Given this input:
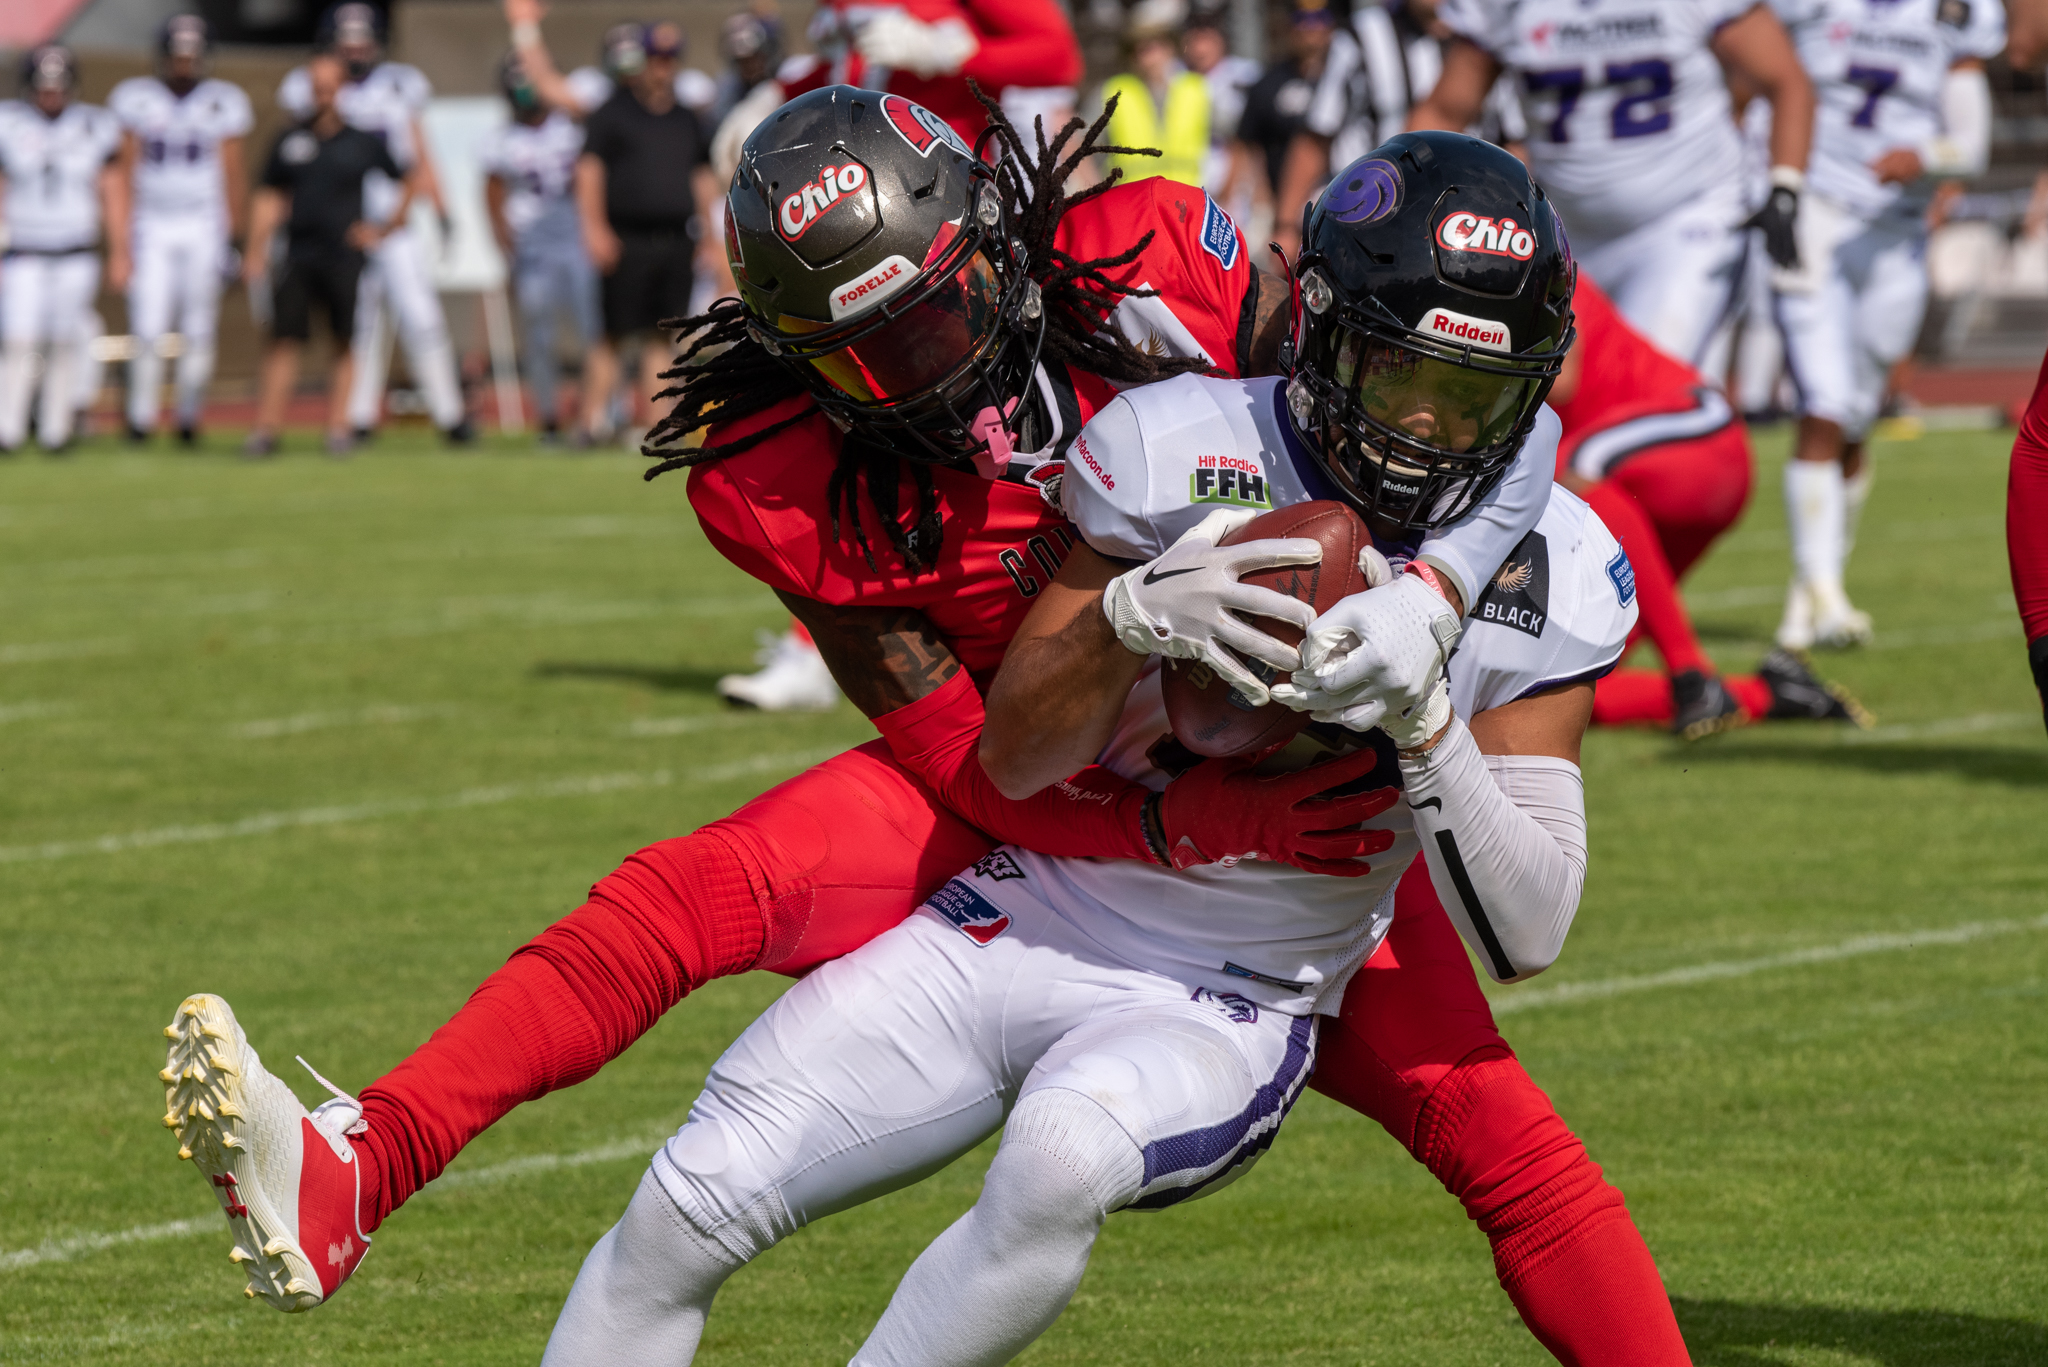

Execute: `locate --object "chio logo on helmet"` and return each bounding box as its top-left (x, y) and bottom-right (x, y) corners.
top-left (777, 161), bottom-right (869, 241)
top-left (1435, 212), bottom-right (1536, 261)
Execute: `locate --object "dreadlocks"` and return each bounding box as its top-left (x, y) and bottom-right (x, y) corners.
top-left (641, 85), bottom-right (1212, 572)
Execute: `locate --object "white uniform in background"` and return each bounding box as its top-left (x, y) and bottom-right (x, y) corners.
top-left (1769, 0), bottom-right (2003, 648)
top-left (1438, 0), bottom-right (1758, 366)
top-left (1306, 4), bottom-right (1441, 171)
top-left (0, 99), bottom-right (121, 450)
top-left (278, 60), bottom-right (467, 434)
top-left (1200, 53), bottom-right (1261, 194)
top-left (563, 65), bottom-right (719, 116)
top-left (108, 75), bottom-right (252, 436)
top-left (542, 372), bottom-right (1628, 1365)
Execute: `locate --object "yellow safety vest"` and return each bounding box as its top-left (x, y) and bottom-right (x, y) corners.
top-left (1101, 72), bottom-right (1210, 189)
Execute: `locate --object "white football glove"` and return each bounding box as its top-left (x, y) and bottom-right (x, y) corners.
top-left (1102, 507), bottom-right (1321, 705)
top-left (1269, 571), bottom-right (1462, 746)
top-left (855, 11), bottom-right (978, 77)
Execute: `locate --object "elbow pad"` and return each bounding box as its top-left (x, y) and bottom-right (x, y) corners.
top-left (1924, 66), bottom-right (1992, 177)
top-left (1398, 717), bottom-right (1587, 983)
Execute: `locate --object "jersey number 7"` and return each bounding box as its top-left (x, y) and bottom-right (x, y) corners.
top-left (1845, 65), bottom-right (1900, 128)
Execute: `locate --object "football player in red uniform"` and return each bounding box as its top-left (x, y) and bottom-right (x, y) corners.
top-left (2012, 349), bottom-right (2048, 732)
top-left (164, 98), bottom-right (1688, 1364)
top-left (1553, 277), bottom-right (1865, 739)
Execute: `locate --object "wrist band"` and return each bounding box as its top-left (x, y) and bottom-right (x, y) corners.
top-left (1404, 559), bottom-right (1449, 601)
top-left (512, 19), bottom-right (541, 46)
top-left (1769, 164), bottom-right (1805, 193)
top-left (1139, 791), bottom-right (1171, 865)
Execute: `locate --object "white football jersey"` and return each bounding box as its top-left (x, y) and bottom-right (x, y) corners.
top-left (1017, 374), bottom-right (1635, 1017)
top-left (1777, 0), bottom-right (2005, 217)
top-left (478, 110), bottom-right (584, 246)
top-left (108, 77), bottom-right (253, 220)
top-left (0, 101), bottom-right (122, 251)
top-left (1437, 0), bottom-right (1754, 242)
top-left (278, 60), bottom-right (431, 221)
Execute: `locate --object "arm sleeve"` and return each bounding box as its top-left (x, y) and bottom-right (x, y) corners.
top-left (1923, 64), bottom-right (1993, 176)
top-left (1399, 718), bottom-right (1586, 984)
top-left (959, 0), bottom-right (1085, 89)
top-left (1414, 404), bottom-right (1561, 614)
top-left (870, 670), bottom-right (1157, 860)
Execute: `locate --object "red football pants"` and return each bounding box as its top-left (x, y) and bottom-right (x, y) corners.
top-left (353, 741), bottom-right (1689, 1364)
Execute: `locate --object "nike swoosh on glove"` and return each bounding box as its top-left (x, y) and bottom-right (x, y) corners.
top-left (854, 11), bottom-right (978, 77)
top-left (1270, 572), bottom-right (1462, 744)
top-left (1102, 506), bottom-right (1322, 705)
top-left (1153, 742), bottom-right (1401, 876)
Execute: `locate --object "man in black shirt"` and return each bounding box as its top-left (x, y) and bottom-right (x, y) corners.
top-left (243, 52), bottom-right (414, 456)
top-left (575, 22), bottom-right (713, 435)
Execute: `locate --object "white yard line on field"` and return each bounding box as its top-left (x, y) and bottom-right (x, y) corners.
top-left (1, 1131), bottom-right (674, 1272)
top-left (0, 638), bottom-right (134, 666)
top-left (229, 704), bottom-right (458, 739)
top-left (1841, 711), bottom-right (2042, 743)
top-left (1492, 914), bottom-right (2048, 1015)
top-left (0, 700), bottom-right (73, 724)
top-left (0, 747), bottom-right (849, 864)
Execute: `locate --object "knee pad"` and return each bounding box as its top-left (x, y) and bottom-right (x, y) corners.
top-left (1001, 1088), bottom-right (1144, 1217)
top-left (1411, 1050), bottom-right (1631, 1290)
top-left (655, 1113), bottom-right (797, 1266)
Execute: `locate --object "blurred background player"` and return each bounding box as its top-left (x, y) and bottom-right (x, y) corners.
top-left (1413, 0), bottom-right (1816, 370)
top-left (1551, 276), bottom-right (1867, 737)
top-left (2012, 347), bottom-right (2048, 732)
top-left (0, 46), bottom-right (124, 454)
top-left (279, 3), bottom-right (471, 449)
top-left (481, 51), bottom-right (606, 446)
top-left (244, 52), bottom-right (412, 456)
top-left (1232, 0), bottom-right (1335, 246)
top-left (560, 20), bottom-right (719, 120)
top-left (1769, 0), bottom-right (2005, 650)
top-left (1101, 0), bottom-right (1211, 187)
top-left (1181, 2), bottom-right (1260, 203)
top-left (110, 14), bottom-right (250, 447)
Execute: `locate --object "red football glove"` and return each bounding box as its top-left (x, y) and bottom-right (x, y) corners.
top-left (1149, 746), bottom-right (1401, 877)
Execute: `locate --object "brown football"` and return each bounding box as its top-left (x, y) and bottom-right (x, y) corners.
top-left (1160, 500), bottom-right (1376, 758)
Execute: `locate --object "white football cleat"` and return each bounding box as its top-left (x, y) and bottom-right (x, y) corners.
top-left (1775, 579), bottom-right (1815, 652)
top-left (1808, 579), bottom-right (1873, 649)
top-left (162, 994), bottom-right (371, 1311)
top-left (717, 629), bottom-right (842, 712)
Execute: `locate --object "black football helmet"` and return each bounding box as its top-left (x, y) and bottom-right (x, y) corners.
top-left (725, 85), bottom-right (1044, 468)
top-left (158, 14), bottom-right (210, 76)
top-left (498, 50), bottom-right (542, 117)
top-left (317, 2), bottom-right (384, 76)
top-left (1285, 131), bottom-right (1575, 531)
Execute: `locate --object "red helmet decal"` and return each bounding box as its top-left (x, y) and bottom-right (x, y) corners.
top-left (882, 93), bottom-right (971, 158)
top-left (776, 161), bottom-right (870, 241)
top-left (1436, 212), bottom-right (1536, 261)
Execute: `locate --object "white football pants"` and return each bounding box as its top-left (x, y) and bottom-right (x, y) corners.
top-left (126, 214), bottom-right (227, 433)
top-left (346, 227), bottom-right (464, 431)
top-left (1577, 184), bottom-right (1749, 370)
top-left (0, 250), bottom-right (100, 449)
top-left (1775, 195), bottom-right (1927, 444)
top-left (542, 888), bottom-right (1317, 1366)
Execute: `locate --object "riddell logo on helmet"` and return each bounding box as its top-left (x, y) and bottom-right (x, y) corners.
top-left (1436, 212), bottom-right (1537, 261)
top-left (1417, 307), bottom-right (1512, 353)
top-left (777, 162), bottom-right (869, 241)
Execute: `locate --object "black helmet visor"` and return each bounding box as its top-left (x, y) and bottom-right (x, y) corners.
top-left (783, 243), bottom-right (1002, 404)
top-left (1333, 331), bottom-right (1539, 456)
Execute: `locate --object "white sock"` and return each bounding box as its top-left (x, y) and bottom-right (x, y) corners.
top-left (1842, 461), bottom-right (1874, 560)
top-left (541, 1169), bottom-right (741, 1367)
top-left (39, 341), bottom-right (79, 446)
top-left (409, 331), bottom-right (467, 429)
top-left (0, 342), bottom-right (34, 447)
top-left (853, 1089), bottom-right (1142, 1367)
top-left (176, 335), bottom-right (216, 427)
top-left (1784, 458), bottom-right (1846, 601)
top-left (129, 339), bottom-right (164, 432)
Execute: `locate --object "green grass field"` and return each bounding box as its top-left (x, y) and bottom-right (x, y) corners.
top-left (2, 424), bottom-right (2043, 1365)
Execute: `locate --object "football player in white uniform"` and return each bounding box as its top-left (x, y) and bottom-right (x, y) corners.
top-left (481, 51), bottom-right (607, 444)
top-left (278, 3), bottom-right (472, 445)
top-left (109, 15), bottom-right (251, 445)
top-left (0, 46), bottom-right (125, 453)
top-left (1413, 0), bottom-right (1816, 369)
top-left (537, 135), bottom-right (1650, 1365)
top-left (1769, 0), bottom-right (2004, 649)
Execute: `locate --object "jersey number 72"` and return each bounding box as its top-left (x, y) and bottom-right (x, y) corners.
top-left (1524, 60), bottom-right (1675, 143)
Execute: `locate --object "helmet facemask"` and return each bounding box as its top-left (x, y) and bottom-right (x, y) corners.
top-left (1288, 265), bottom-right (1571, 531)
top-left (749, 176), bottom-right (1047, 473)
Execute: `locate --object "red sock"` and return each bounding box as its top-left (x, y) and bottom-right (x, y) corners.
top-left (1593, 670), bottom-right (1770, 727)
top-left (350, 832), bottom-right (765, 1229)
top-left (1726, 673), bottom-right (1771, 719)
top-left (1416, 1052), bottom-right (1693, 1366)
top-left (1583, 482), bottom-right (1712, 677)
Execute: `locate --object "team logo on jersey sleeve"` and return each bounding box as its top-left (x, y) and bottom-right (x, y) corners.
top-left (1606, 546), bottom-right (1636, 606)
top-left (1324, 157), bottom-right (1402, 224)
top-left (1199, 195), bottom-right (1241, 270)
top-left (1190, 454), bottom-right (1271, 508)
top-left (1435, 212), bottom-right (1536, 261)
top-left (927, 878), bottom-right (1012, 945)
top-left (882, 94), bottom-right (972, 158)
top-left (1476, 530), bottom-right (1550, 638)
top-left (971, 850), bottom-right (1026, 882)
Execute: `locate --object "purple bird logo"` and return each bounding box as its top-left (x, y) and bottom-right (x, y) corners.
top-left (1325, 158), bottom-right (1402, 224)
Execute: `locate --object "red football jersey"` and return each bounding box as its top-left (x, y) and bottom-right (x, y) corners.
top-left (1550, 276), bottom-right (1705, 442)
top-left (776, 0), bottom-right (1082, 145)
top-left (688, 178), bottom-right (1259, 686)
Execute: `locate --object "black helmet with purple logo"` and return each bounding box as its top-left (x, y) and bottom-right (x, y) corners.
top-left (1286, 131), bottom-right (1574, 531)
top-left (725, 85), bottom-right (1044, 466)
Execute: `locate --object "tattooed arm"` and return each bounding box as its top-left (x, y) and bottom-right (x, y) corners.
top-left (774, 591), bottom-right (962, 717)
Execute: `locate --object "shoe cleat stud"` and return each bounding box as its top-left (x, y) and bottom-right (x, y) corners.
top-left (158, 1067), bottom-right (178, 1082)
top-left (262, 1238), bottom-right (290, 1256)
top-left (194, 1099), bottom-right (214, 1120)
top-left (229, 1247), bottom-right (250, 1263)
top-left (219, 1134), bottom-right (243, 1149)
top-left (285, 1277), bottom-right (314, 1296)
top-left (244, 1286), bottom-right (256, 1299)
top-left (217, 1102), bottom-right (242, 1118)
top-left (178, 1146), bottom-right (193, 1160)
top-left (163, 1025), bottom-right (180, 1038)
top-left (162, 1112), bottom-right (180, 1128)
